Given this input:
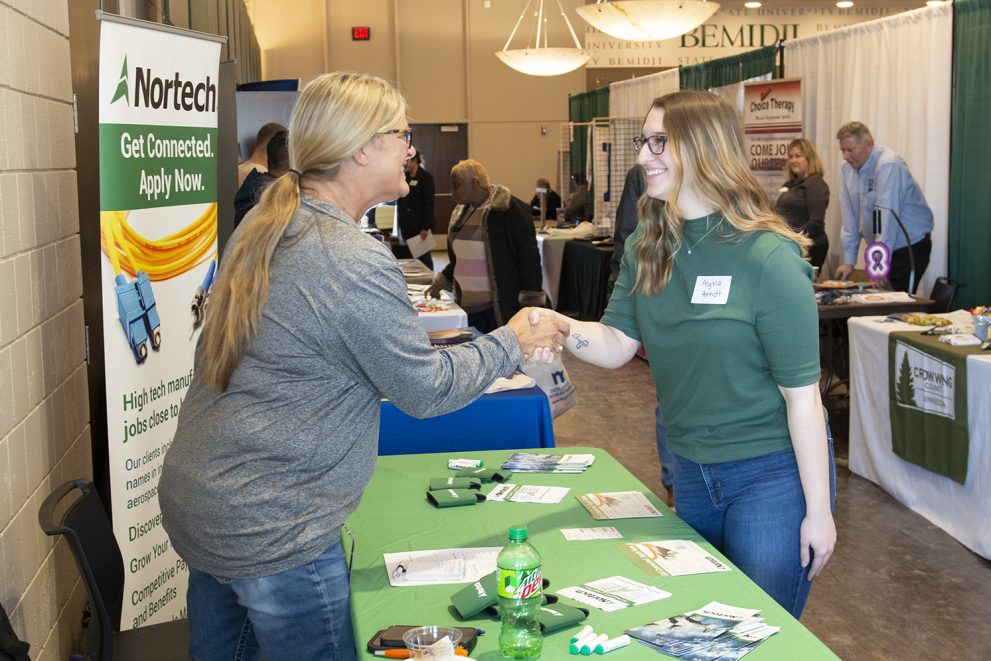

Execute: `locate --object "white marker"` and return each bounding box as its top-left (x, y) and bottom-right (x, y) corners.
top-left (596, 634), bottom-right (631, 654)
top-left (570, 625), bottom-right (594, 643)
top-left (448, 458), bottom-right (484, 469)
top-left (569, 630), bottom-right (597, 655)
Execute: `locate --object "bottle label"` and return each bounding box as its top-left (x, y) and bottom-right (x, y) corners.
top-left (497, 567), bottom-right (542, 600)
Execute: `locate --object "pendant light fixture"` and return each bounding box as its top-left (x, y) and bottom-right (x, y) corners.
top-left (496, 0), bottom-right (591, 77)
top-left (576, 0), bottom-right (721, 42)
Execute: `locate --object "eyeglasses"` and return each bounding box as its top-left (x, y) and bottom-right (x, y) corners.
top-left (378, 128), bottom-right (413, 146)
top-left (633, 134), bottom-right (668, 156)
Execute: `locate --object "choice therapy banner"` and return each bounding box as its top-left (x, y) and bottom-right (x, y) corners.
top-left (742, 79), bottom-right (803, 204)
top-left (99, 16), bottom-right (221, 628)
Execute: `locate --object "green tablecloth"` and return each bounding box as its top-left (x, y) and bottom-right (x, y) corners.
top-left (888, 331), bottom-right (979, 484)
top-left (345, 448), bottom-right (837, 659)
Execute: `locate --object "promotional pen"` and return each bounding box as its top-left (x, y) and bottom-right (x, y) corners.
top-left (373, 650), bottom-right (410, 659)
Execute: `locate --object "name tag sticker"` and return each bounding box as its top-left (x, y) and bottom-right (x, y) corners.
top-left (691, 276), bottom-right (732, 304)
top-left (410, 180), bottom-right (419, 187)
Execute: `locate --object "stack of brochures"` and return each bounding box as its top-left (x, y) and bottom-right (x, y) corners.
top-left (501, 453), bottom-right (595, 473)
top-left (626, 601), bottom-right (779, 660)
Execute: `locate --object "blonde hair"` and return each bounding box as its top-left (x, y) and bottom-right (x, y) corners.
top-left (783, 138), bottom-right (825, 182)
top-left (451, 159), bottom-right (490, 189)
top-left (633, 90), bottom-right (810, 296)
top-left (199, 72), bottom-right (408, 390)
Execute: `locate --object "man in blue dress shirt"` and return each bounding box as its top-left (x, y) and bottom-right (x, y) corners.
top-left (834, 121), bottom-right (934, 293)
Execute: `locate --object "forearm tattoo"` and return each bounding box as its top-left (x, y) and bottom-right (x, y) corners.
top-left (572, 333), bottom-right (589, 350)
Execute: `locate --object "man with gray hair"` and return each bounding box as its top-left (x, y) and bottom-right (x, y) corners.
top-left (429, 159), bottom-right (544, 332)
top-left (835, 121), bottom-right (933, 293)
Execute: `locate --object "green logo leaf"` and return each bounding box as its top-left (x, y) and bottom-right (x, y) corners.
top-left (111, 56), bottom-right (129, 105)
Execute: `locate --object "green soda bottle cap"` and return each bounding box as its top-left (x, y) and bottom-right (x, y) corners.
top-left (509, 526), bottom-right (528, 541)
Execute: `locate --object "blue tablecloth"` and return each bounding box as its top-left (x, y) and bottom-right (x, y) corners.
top-left (378, 386), bottom-right (555, 455)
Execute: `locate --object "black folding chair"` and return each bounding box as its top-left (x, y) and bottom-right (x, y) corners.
top-left (38, 480), bottom-right (190, 661)
top-left (928, 277), bottom-right (965, 313)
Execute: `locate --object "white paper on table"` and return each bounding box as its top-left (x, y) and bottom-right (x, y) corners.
top-left (556, 575), bottom-right (671, 612)
top-left (560, 527), bottom-right (623, 541)
top-left (406, 231), bottom-right (436, 258)
top-left (621, 539), bottom-right (732, 577)
top-left (384, 547), bottom-right (501, 587)
top-left (576, 491), bottom-right (663, 520)
top-left (486, 484), bottom-right (570, 504)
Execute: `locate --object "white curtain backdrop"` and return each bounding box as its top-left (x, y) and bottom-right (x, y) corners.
top-left (784, 4), bottom-right (952, 295)
top-left (608, 68), bottom-right (680, 119)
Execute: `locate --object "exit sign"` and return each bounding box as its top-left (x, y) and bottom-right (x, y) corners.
top-left (352, 26), bottom-right (371, 41)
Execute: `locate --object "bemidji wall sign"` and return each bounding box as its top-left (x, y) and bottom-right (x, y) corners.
top-left (584, 6), bottom-right (904, 68)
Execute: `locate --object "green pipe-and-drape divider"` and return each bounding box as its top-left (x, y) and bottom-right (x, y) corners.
top-left (948, 0), bottom-right (991, 308)
top-left (568, 87), bottom-right (609, 181)
top-left (679, 45), bottom-right (778, 90)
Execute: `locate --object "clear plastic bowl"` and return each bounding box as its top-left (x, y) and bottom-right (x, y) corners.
top-left (402, 626), bottom-right (463, 659)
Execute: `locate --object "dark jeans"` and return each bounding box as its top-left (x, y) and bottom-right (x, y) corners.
top-left (889, 234), bottom-right (931, 294)
top-left (467, 306), bottom-right (499, 334)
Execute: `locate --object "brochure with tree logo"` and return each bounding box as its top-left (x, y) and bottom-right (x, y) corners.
top-left (619, 540), bottom-right (732, 577)
top-left (576, 491), bottom-right (664, 519)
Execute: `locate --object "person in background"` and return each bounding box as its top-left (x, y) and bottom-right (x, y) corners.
top-left (530, 177), bottom-right (562, 221)
top-left (159, 72), bottom-right (569, 661)
top-left (393, 148), bottom-right (436, 268)
top-left (610, 163), bottom-right (674, 507)
top-left (234, 129), bottom-right (289, 227)
top-left (237, 121), bottom-right (286, 186)
top-left (834, 121), bottom-right (933, 292)
top-left (563, 175), bottom-right (590, 223)
top-left (775, 138), bottom-right (830, 269)
top-left (428, 159), bottom-right (545, 333)
top-left (536, 90), bottom-right (836, 619)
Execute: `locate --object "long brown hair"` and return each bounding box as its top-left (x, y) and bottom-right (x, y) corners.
top-left (633, 90), bottom-right (810, 296)
top-left (198, 72), bottom-right (407, 390)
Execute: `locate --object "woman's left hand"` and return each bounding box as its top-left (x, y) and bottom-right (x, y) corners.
top-left (800, 511), bottom-right (836, 581)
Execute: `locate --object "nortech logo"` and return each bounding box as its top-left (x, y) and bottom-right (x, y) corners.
top-left (111, 56), bottom-right (129, 106)
top-left (110, 55), bottom-right (217, 113)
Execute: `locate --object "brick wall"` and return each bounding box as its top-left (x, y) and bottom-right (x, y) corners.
top-left (0, 1), bottom-right (93, 659)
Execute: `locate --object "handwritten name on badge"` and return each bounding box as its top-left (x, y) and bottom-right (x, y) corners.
top-left (691, 276), bottom-right (731, 304)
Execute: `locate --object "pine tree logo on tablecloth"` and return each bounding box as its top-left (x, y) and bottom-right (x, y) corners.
top-left (896, 351), bottom-right (917, 407)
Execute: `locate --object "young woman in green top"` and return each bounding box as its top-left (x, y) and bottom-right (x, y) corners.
top-left (541, 90), bottom-right (836, 618)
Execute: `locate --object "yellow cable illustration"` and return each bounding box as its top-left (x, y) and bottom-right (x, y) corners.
top-left (101, 203), bottom-right (218, 363)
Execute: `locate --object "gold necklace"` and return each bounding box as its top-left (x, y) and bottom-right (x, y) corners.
top-left (685, 215), bottom-right (723, 255)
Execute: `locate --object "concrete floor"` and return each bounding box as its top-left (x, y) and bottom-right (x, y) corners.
top-left (552, 353), bottom-right (991, 661)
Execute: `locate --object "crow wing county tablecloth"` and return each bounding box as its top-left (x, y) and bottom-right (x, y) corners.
top-left (888, 331), bottom-right (978, 484)
top-left (848, 314), bottom-right (991, 559)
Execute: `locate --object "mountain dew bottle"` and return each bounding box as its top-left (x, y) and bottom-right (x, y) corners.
top-left (497, 526), bottom-right (543, 659)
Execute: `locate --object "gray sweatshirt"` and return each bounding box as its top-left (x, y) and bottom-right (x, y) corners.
top-left (159, 197), bottom-right (521, 579)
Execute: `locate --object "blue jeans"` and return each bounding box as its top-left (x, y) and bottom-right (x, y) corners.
top-left (672, 435), bottom-right (836, 619)
top-left (186, 540), bottom-right (357, 661)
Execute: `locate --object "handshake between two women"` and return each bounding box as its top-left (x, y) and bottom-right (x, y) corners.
top-left (505, 307), bottom-right (571, 364)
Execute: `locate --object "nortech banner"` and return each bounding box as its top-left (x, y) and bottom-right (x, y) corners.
top-left (98, 14), bottom-right (222, 629)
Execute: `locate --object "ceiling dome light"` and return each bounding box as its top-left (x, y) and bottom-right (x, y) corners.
top-left (744, 2), bottom-right (762, 8)
top-left (496, 0), bottom-right (591, 76)
top-left (576, 1), bottom-right (721, 42)
top-left (836, 1), bottom-right (854, 7)
top-left (925, 0), bottom-right (944, 5)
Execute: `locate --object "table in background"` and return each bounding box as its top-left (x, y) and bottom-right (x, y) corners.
top-left (415, 300), bottom-right (468, 332)
top-left (397, 258), bottom-right (435, 285)
top-left (378, 386), bottom-right (554, 455)
top-left (556, 240), bottom-right (613, 321)
top-left (817, 295), bottom-right (934, 395)
top-left (346, 448), bottom-right (838, 659)
top-left (536, 234), bottom-right (568, 308)
top-left (847, 315), bottom-right (991, 559)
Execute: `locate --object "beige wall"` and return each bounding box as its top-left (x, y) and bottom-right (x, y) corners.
top-left (249, 0), bottom-right (327, 83)
top-left (248, 0), bottom-right (587, 200)
top-left (0, 1), bottom-right (93, 659)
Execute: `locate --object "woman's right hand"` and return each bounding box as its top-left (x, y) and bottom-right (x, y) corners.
top-left (506, 307), bottom-right (570, 363)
